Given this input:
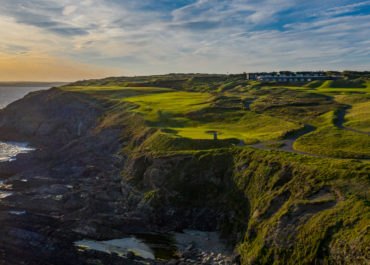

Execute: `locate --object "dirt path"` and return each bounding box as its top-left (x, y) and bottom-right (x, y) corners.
top-left (249, 122), bottom-right (369, 161)
top-left (336, 106), bottom-right (370, 135)
top-left (250, 124), bottom-right (325, 157)
top-left (243, 97), bottom-right (259, 110)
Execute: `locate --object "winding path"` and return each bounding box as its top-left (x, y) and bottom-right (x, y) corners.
top-left (336, 106), bottom-right (370, 135)
top-left (249, 107), bottom-right (370, 161)
top-left (250, 124), bottom-right (324, 157)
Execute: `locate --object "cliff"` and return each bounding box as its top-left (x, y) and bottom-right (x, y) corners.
top-left (0, 87), bottom-right (368, 265)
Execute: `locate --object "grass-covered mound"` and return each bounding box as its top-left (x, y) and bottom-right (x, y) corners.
top-left (139, 131), bottom-right (239, 152)
top-left (343, 100), bottom-right (370, 132)
top-left (319, 79), bottom-right (368, 89)
top-left (293, 110), bottom-right (370, 159)
top-left (294, 125), bottom-right (370, 158)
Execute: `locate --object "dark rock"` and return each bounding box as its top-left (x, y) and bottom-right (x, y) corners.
top-left (126, 251), bottom-right (136, 259)
top-left (232, 254), bottom-right (241, 265)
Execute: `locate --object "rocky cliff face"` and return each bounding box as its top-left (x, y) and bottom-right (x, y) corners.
top-left (0, 87), bottom-right (100, 146)
top-left (0, 87), bottom-right (368, 265)
top-left (123, 149), bottom-right (369, 265)
top-left (0, 88), bottom-right (147, 264)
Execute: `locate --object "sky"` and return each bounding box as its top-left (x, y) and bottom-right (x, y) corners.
top-left (0, 0), bottom-right (369, 81)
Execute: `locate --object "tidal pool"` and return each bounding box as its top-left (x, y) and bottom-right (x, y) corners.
top-left (75, 237), bottom-right (156, 260)
top-left (75, 233), bottom-right (178, 261)
top-left (0, 141), bottom-right (35, 162)
top-left (0, 191), bottom-right (13, 199)
top-left (74, 230), bottom-right (230, 261)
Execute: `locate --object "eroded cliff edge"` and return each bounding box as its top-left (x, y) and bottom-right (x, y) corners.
top-left (0, 87), bottom-right (368, 265)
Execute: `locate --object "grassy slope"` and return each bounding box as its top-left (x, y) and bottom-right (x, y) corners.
top-left (344, 101), bottom-right (370, 132)
top-left (256, 82), bottom-right (370, 158)
top-left (335, 94), bottom-right (370, 133)
top-left (63, 75), bottom-right (370, 159)
top-left (60, 75), bottom-right (369, 264)
top-left (231, 149), bottom-right (369, 265)
top-left (293, 110), bottom-right (370, 159)
top-left (125, 131), bottom-right (370, 265)
top-left (64, 85), bottom-right (301, 143)
top-left (125, 91), bottom-right (300, 142)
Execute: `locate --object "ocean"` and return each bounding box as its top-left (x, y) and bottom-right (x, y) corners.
top-left (0, 86), bottom-right (48, 161)
top-left (0, 87), bottom-right (47, 109)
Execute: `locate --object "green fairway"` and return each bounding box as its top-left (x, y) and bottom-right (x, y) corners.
top-left (124, 91), bottom-right (213, 118)
top-left (125, 91), bottom-right (301, 142)
top-left (171, 112), bottom-right (300, 142)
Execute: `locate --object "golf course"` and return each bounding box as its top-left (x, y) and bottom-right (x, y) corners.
top-left (63, 72), bottom-right (370, 159)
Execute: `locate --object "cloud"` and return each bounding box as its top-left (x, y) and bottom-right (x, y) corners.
top-left (317, 0), bottom-right (370, 17)
top-left (169, 20), bottom-right (221, 31)
top-left (0, 0), bottom-right (369, 80)
top-left (63, 5), bottom-right (78, 16)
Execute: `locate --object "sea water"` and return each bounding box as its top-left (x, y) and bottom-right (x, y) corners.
top-left (0, 87), bottom-right (47, 109)
top-left (0, 86), bottom-right (47, 161)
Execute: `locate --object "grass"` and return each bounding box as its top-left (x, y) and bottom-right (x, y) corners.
top-left (293, 110), bottom-right (370, 159)
top-left (171, 112), bottom-right (299, 142)
top-left (124, 91), bottom-right (214, 122)
top-left (58, 74), bottom-right (369, 264)
top-left (319, 79), bottom-right (368, 89)
top-left (229, 148), bottom-right (369, 265)
top-left (344, 101), bottom-right (370, 132)
top-left (63, 85), bottom-right (173, 99)
top-left (294, 125), bottom-right (370, 159)
top-left (124, 90), bottom-right (301, 142)
top-left (62, 74), bottom-right (370, 159)
top-left (334, 94), bottom-right (370, 132)
top-left (285, 80), bottom-right (370, 95)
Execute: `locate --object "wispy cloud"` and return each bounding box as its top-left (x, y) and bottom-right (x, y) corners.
top-left (0, 0), bottom-right (369, 79)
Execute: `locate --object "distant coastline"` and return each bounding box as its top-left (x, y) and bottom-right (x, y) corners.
top-left (0, 81), bottom-right (68, 87)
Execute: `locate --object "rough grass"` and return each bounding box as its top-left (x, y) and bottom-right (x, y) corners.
top-left (58, 75), bottom-right (369, 264)
top-left (62, 76), bottom-right (370, 159)
top-left (319, 79), bottom-right (368, 89)
top-left (343, 101), bottom-right (370, 132)
top-left (140, 131), bottom-right (239, 151)
top-left (62, 86), bottom-right (173, 99)
top-left (293, 111), bottom-right (370, 159)
top-left (294, 126), bottom-right (370, 159)
top-left (231, 149), bottom-right (370, 265)
top-left (285, 80), bottom-right (370, 95)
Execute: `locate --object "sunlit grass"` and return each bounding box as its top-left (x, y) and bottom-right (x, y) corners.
top-left (125, 91), bottom-right (300, 142)
top-left (294, 111), bottom-right (370, 158)
top-left (62, 82), bottom-right (370, 158)
top-left (343, 101), bottom-right (370, 132)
